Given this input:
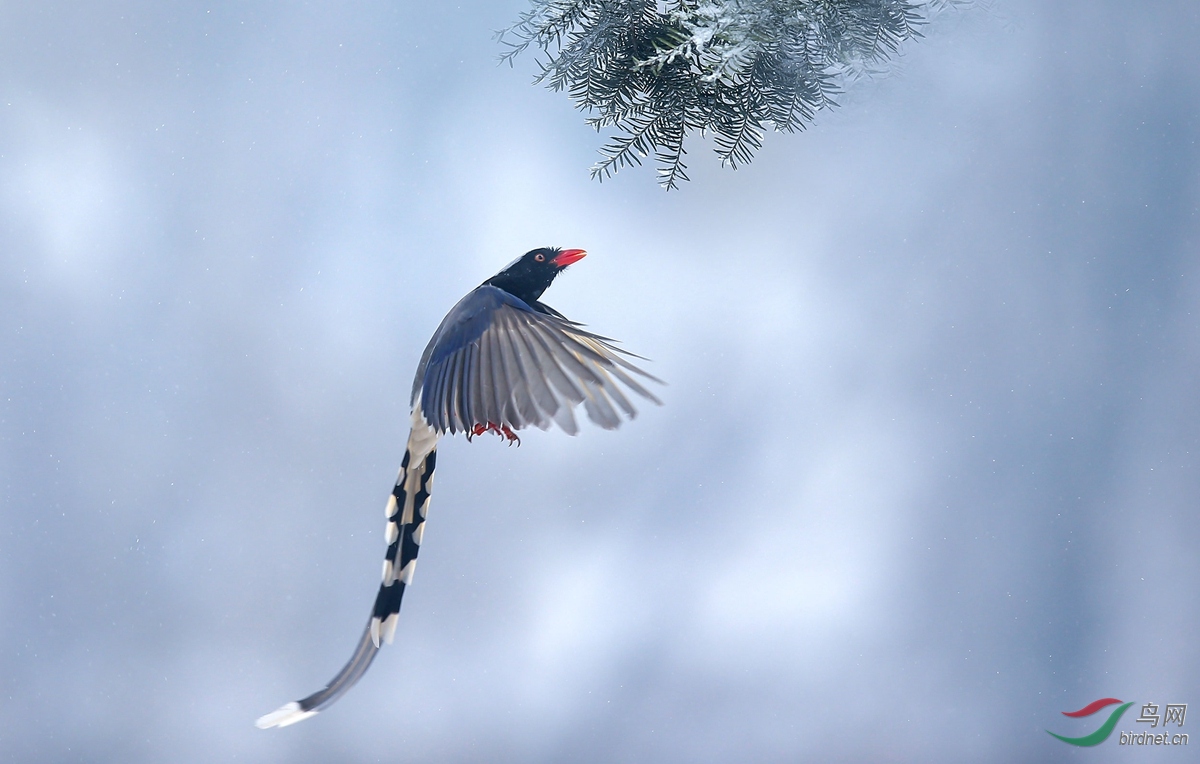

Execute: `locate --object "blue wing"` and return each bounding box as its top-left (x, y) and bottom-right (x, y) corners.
top-left (411, 285), bottom-right (661, 435)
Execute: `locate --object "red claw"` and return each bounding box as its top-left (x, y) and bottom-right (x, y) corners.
top-left (467, 422), bottom-right (521, 446)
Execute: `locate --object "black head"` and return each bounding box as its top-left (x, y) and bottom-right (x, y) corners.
top-left (484, 247), bottom-right (587, 305)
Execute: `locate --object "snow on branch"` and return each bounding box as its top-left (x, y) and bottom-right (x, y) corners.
top-left (500, 0), bottom-right (954, 188)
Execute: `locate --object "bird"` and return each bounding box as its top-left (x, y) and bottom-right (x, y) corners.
top-left (256, 247), bottom-right (661, 728)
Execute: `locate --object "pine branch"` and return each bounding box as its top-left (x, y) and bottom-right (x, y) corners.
top-left (501, 0), bottom-right (953, 188)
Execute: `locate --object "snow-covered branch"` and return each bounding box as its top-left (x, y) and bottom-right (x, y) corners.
top-left (500, 0), bottom-right (954, 188)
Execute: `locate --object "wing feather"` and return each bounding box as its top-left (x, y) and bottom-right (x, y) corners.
top-left (441, 349), bottom-right (459, 433)
top-left (466, 343), bottom-right (484, 430)
top-left (505, 314), bottom-right (561, 424)
top-left (524, 323), bottom-right (587, 405)
top-left (483, 329), bottom-right (509, 426)
top-left (491, 329), bottom-right (522, 427)
top-left (599, 360), bottom-right (663, 405)
top-left (582, 378), bottom-right (621, 429)
top-left (451, 345), bottom-right (470, 432)
top-left (476, 338), bottom-right (498, 427)
top-left (497, 320), bottom-right (541, 428)
top-left (597, 368), bottom-right (637, 418)
top-left (425, 353), bottom-right (450, 431)
top-left (415, 285), bottom-right (661, 435)
top-left (525, 321), bottom-right (606, 390)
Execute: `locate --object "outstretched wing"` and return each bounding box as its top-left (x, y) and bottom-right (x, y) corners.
top-left (411, 285), bottom-right (662, 436)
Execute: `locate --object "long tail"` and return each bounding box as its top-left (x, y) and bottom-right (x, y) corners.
top-left (371, 443), bottom-right (436, 647)
top-left (256, 416), bottom-right (439, 729)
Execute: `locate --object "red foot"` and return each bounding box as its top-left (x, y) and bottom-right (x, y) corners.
top-left (467, 422), bottom-right (521, 446)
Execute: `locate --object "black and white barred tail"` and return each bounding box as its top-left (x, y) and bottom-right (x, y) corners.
top-left (371, 444), bottom-right (436, 647)
top-left (255, 412), bottom-right (439, 729)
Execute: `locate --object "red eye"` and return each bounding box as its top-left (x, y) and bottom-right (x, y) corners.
top-left (534, 253), bottom-right (545, 262)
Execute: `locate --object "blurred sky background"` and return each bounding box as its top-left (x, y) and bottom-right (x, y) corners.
top-left (2, 1), bottom-right (1198, 761)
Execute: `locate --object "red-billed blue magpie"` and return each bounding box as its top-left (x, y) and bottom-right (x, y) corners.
top-left (256, 248), bottom-right (661, 728)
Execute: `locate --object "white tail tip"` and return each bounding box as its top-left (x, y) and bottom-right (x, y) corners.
top-left (256, 701), bottom-right (317, 729)
top-left (382, 612), bottom-right (399, 644)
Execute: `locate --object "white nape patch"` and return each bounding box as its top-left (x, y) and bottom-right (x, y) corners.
top-left (381, 559), bottom-right (394, 584)
top-left (399, 560), bottom-right (417, 585)
top-left (412, 522), bottom-right (425, 545)
top-left (381, 612), bottom-right (399, 644)
top-left (385, 521), bottom-right (398, 544)
top-left (255, 702), bottom-right (317, 729)
top-left (385, 493), bottom-right (398, 519)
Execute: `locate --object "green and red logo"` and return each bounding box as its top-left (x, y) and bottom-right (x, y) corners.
top-left (1047, 698), bottom-right (1133, 746)
top-left (1049, 698), bottom-right (1189, 747)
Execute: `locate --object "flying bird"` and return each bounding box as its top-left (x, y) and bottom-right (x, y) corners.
top-left (257, 248), bottom-right (661, 728)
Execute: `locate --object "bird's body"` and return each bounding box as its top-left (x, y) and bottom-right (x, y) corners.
top-left (257, 248), bottom-right (660, 728)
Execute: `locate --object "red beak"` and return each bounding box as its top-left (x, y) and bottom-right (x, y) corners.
top-left (552, 248), bottom-right (587, 267)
